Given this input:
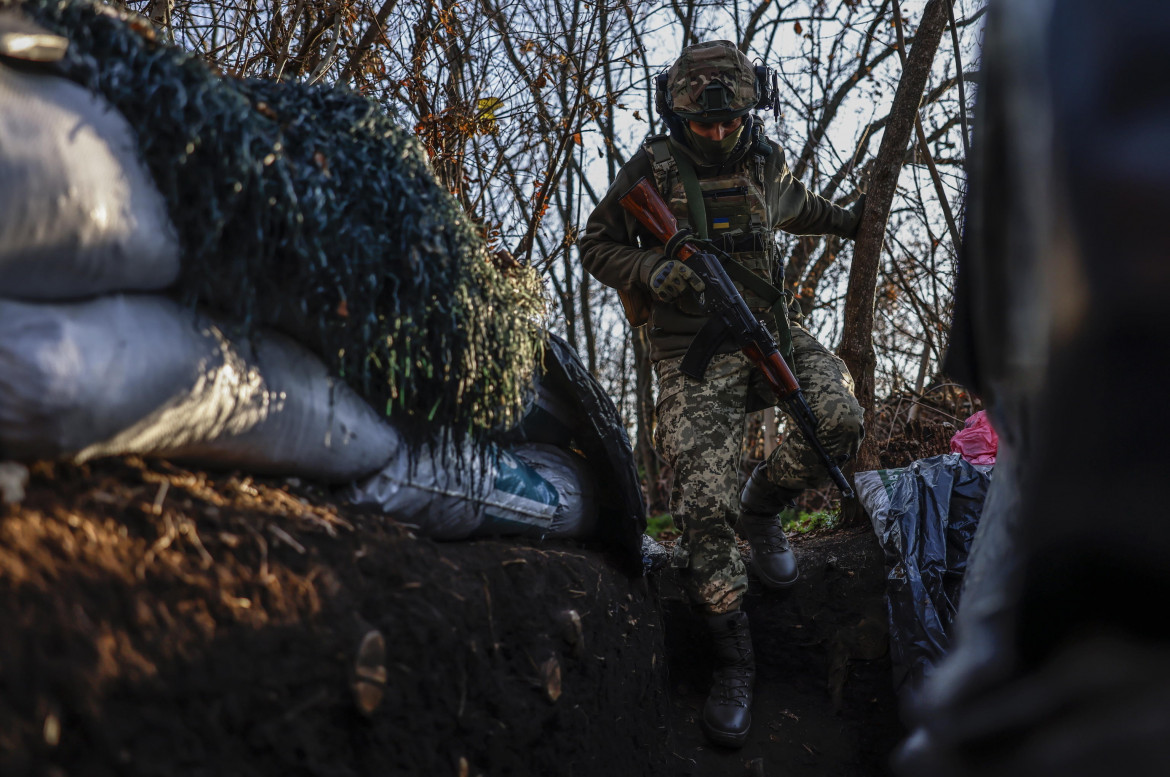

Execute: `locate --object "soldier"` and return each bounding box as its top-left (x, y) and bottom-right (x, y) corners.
top-left (579, 40), bottom-right (866, 747)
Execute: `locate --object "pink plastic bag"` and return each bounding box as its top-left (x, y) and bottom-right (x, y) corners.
top-left (950, 410), bottom-right (999, 466)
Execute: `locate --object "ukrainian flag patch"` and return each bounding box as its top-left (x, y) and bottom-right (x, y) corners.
top-left (712, 217), bottom-right (730, 230)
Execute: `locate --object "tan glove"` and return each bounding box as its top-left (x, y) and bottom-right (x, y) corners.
top-left (649, 258), bottom-right (705, 303)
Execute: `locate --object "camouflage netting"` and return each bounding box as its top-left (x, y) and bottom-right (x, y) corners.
top-left (13, 0), bottom-right (546, 444)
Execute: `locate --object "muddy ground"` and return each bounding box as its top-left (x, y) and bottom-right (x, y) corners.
top-left (0, 455), bottom-right (908, 777)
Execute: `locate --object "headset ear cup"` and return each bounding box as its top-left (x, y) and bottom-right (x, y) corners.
top-left (770, 70), bottom-right (780, 119)
top-left (655, 71), bottom-right (670, 117)
top-left (754, 64), bottom-right (768, 110)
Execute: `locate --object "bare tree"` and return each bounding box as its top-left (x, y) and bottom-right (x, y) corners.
top-left (837, 0), bottom-right (951, 525)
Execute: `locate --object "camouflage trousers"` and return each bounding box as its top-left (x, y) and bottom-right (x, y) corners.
top-left (654, 325), bottom-right (864, 615)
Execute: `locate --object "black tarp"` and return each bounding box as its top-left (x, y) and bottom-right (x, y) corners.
top-left (874, 454), bottom-right (990, 702)
top-left (506, 334), bottom-right (647, 575)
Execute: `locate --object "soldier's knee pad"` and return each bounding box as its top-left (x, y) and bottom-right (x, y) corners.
top-left (825, 409), bottom-right (865, 461)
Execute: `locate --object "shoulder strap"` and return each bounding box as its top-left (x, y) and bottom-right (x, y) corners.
top-left (644, 134), bottom-right (691, 233)
top-left (670, 147), bottom-right (709, 240)
top-left (644, 133), bottom-right (671, 161)
top-left (750, 126), bottom-right (771, 180)
top-left (643, 134), bottom-right (674, 201)
top-left (744, 129), bottom-right (792, 360)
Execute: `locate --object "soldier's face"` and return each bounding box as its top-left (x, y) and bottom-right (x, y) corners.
top-left (688, 117), bottom-right (743, 141)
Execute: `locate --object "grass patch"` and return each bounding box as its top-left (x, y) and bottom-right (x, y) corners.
top-left (646, 510), bottom-right (837, 541)
top-left (782, 510), bottom-right (839, 534)
top-left (645, 513), bottom-right (678, 541)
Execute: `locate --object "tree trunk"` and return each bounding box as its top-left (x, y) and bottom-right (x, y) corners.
top-left (837, 0), bottom-right (950, 527)
top-left (633, 325), bottom-right (667, 513)
top-left (907, 328), bottom-right (933, 423)
top-left (579, 267), bottom-right (597, 376)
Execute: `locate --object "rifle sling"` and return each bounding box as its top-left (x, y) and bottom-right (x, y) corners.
top-left (671, 147), bottom-right (709, 240)
top-left (723, 261), bottom-right (794, 364)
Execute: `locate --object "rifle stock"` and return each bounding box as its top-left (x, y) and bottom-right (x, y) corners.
top-left (616, 177), bottom-right (697, 261)
top-left (619, 176), bottom-right (855, 499)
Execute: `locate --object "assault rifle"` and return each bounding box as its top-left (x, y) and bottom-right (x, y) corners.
top-left (619, 176), bottom-right (855, 499)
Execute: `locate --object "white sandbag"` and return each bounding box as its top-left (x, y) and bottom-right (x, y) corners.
top-left (0, 296), bottom-right (397, 482)
top-left (0, 63), bottom-right (179, 299)
top-left (348, 441), bottom-right (598, 541)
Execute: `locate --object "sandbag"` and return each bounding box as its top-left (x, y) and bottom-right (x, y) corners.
top-left (0, 63), bottom-right (179, 299)
top-left (18, 0), bottom-right (545, 445)
top-left (0, 296), bottom-right (397, 481)
top-left (348, 442), bottom-right (599, 541)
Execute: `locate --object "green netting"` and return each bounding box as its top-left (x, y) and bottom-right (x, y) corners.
top-left (14, 0), bottom-right (546, 445)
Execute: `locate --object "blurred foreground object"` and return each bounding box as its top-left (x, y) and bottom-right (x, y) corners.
top-left (0, 9), bottom-right (65, 61)
top-left (898, 1), bottom-right (1170, 775)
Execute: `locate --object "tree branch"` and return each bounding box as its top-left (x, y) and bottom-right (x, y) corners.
top-left (339, 0), bottom-right (402, 85)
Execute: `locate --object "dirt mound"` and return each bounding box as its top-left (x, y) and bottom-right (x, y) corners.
top-left (0, 457), bottom-right (902, 776)
top-left (0, 458), bottom-right (668, 776)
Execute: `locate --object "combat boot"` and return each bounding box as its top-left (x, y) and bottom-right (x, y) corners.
top-left (701, 610), bottom-right (755, 748)
top-left (739, 463), bottom-right (800, 590)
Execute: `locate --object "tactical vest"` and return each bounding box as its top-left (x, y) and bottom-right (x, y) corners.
top-left (643, 132), bottom-right (794, 360)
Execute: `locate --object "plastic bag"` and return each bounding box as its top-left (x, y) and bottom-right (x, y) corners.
top-left (347, 441), bottom-right (598, 541)
top-left (0, 64), bottom-right (179, 300)
top-left (855, 466), bottom-right (909, 550)
top-left (640, 534), bottom-right (671, 575)
top-left (950, 410), bottom-right (999, 465)
top-left (864, 454), bottom-right (992, 701)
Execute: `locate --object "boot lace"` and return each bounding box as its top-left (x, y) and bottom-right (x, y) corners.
top-left (711, 620), bottom-right (754, 707)
top-left (744, 513), bottom-right (790, 554)
top-left (711, 665), bottom-right (753, 706)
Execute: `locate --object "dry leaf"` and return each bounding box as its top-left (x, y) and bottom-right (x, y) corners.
top-left (540, 656), bottom-right (562, 702)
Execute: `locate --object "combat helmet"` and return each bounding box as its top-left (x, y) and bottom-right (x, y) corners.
top-left (662, 40), bottom-right (760, 123)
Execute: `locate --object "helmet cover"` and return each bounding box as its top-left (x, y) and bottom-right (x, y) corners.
top-left (666, 41), bottom-right (758, 122)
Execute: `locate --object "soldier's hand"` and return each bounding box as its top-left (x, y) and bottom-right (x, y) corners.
top-left (649, 258), bottom-right (705, 303)
top-left (848, 193), bottom-right (867, 238)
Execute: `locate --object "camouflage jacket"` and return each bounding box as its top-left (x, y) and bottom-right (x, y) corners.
top-left (579, 133), bottom-right (859, 362)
